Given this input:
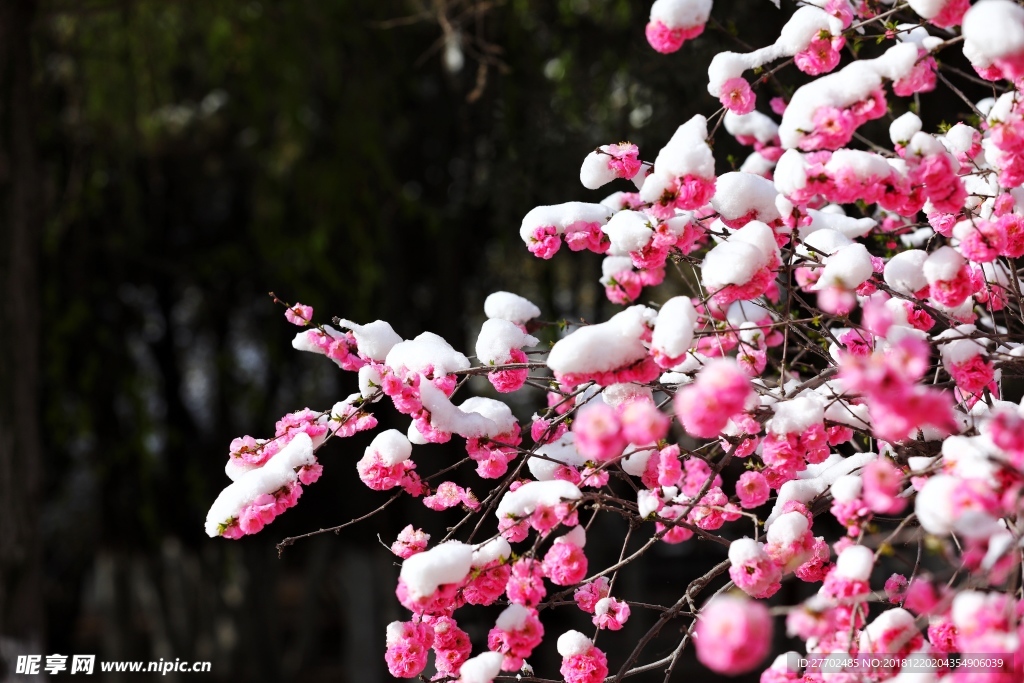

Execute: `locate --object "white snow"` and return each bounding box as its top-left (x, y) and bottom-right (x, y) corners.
top-left (495, 480), bottom-right (582, 519)
top-left (519, 202), bottom-right (614, 242)
top-left (640, 116), bottom-right (714, 207)
top-left (835, 544), bottom-right (874, 581)
top-left (725, 110), bottom-right (780, 145)
top-left (740, 151), bottom-right (777, 177)
top-left (399, 540), bottom-right (475, 599)
top-left (638, 488), bottom-right (661, 518)
top-left (909, 0), bottom-right (950, 20)
top-left (496, 603), bottom-right (532, 631)
top-left (923, 246), bottom-right (964, 284)
top-left (472, 537), bottom-right (512, 567)
top-left (963, 0), bottom-right (1024, 68)
top-left (556, 630), bottom-right (593, 657)
top-left (799, 228), bottom-right (852, 258)
top-left (707, 6), bottom-right (844, 97)
top-left (418, 382), bottom-right (508, 439)
top-left (358, 364), bottom-right (384, 400)
top-left (936, 324), bottom-right (985, 366)
top-left (729, 537), bottom-right (768, 565)
top-left (650, 0), bottom-right (713, 28)
top-left (529, 432), bottom-right (588, 481)
top-left (475, 318), bottom-right (538, 365)
top-left (336, 319), bottom-right (403, 361)
top-left (385, 332), bottom-right (471, 376)
top-left (205, 433), bottom-right (316, 536)
top-left (830, 474), bottom-right (862, 503)
top-left (366, 429), bottom-right (413, 466)
top-left (604, 210), bottom-right (655, 255)
top-left (943, 123), bottom-right (979, 157)
top-left (800, 208), bottom-right (877, 240)
top-left (815, 243), bottom-right (874, 290)
top-left (651, 296), bottom-right (697, 359)
top-left (555, 526), bottom-right (587, 547)
top-left (915, 474), bottom-right (960, 535)
top-left (774, 149), bottom-right (808, 196)
top-left (711, 172), bottom-right (781, 224)
top-left (883, 249), bottom-right (929, 295)
top-left (702, 221), bottom-right (779, 291)
top-left (580, 150), bottom-right (619, 190)
top-left (779, 43), bottom-right (919, 149)
top-left (601, 255), bottom-right (635, 282)
top-left (458, 652), bottom-right (504, 683)
top-left (546, 305), bottom-right (655, 376)
top-left (889, 111), bottom-right (922, 145)
top-left (484, 292), bottom-right (541, 324)
top-left (765, 451), bottom-right (875, 525)
top-left (859, 609), bottom-right (917, 652)
top-left (768, 396), bottom-right (825, 434)
top-left (766, 511), bottom-right (809, 545)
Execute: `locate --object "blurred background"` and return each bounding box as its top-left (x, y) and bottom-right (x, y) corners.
top-left (0, 0), bottom-right (988, 681)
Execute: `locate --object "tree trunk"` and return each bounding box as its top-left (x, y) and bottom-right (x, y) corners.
top-left (0, 0), bottom-right (44, 670)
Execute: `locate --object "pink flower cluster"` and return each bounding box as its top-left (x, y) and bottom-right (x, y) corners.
top-left (839, 336), bottom-right (956, 442)
top-left (674, 358), bottom-right (753, 439)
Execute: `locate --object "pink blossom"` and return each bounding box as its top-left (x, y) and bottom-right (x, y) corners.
top-left (736, 471), bottom-right (770, 508)
top-left (645, 20), bottom-right (705, 54)
top-left (592, 597), bottom-right (630, 630)
top-left (719, 78), bottom-right (756, 115)
top-left (893, 50), bottom-right (937, 97)
top-left (794, 35), bottom-right (843, 75)
top-left (794, 536), bottom-right (831, 583)
top-left (559, 642), bottom-right (608, 683)
top-left (572, 403), bottom-right (626, 462)
top-left (431, 616), bottom-right (472, 678)
top-left (619, 399), bottom-right (669, 445)
top-left (657, 444), bottom-right (683, 487)
top-left (694, 595), bottom-right (773, 675)
top-left (498, 515), bottom-right (530, 543)
top-left (462, 562), bottom-right (511, 606)
top-left (930, 0), bottom-right (969, 27)
top-left (285, 302), bottom-right (313, 326)
top-left (542, 540), bottom-right (588, 586)
top-left (385, 621), bottom-right (434, 678)
top-left (885, 573), bottom-right (909, 604)
top-left (298, 462), bottom-right (322, 485)
top-left (488, 347), bottom-right (530, 393)
top-left (959, 220), bottom-right (1006, 263)
top-left (527, 225), bottom-right (561, 259)
top-left (229, 435), bottom-right (270, 466)
top-left (238, 493), bottom-right (279, 535)
top-left (654, 504), bottom-right (694, 544)
top-left (679, 454), bottom-right (722, 497)
top-left (604, 269), bottom-right (643, 304)
top-left (674, 358), bottom-right (753, 439)
top-left (564, 221), bottom-right (609, 253)
top-left (506, 558), bottom-right (546, 607)
top-left (357, 450), bottom-right (416, 492)
top-left (423, 482), bottom-right (479, 511)
top-left (801, 106), bottom-right (857, 150)
top-left (391, 525), bottom-right (430, 559)
top-left (487, 607), bottom-right (544, 671)
top-left (949, 355), bottom-right (995, 396)
top-left (862, 459), bottom-right (907, 514)
top-left (574, 577), bottom-right (610, 613)
top-left (605, 142), bottom-right (642, 178)
top-left (729, 540), bottom-right (783, 599)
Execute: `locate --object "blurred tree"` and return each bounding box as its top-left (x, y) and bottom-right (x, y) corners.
top-left (0, 0), bottom-right (45, 667)
top-left (9, 0), bottom-right (945, 680)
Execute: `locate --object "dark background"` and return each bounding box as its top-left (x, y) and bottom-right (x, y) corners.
top-left (0, 1), bottom-right (989, 681)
